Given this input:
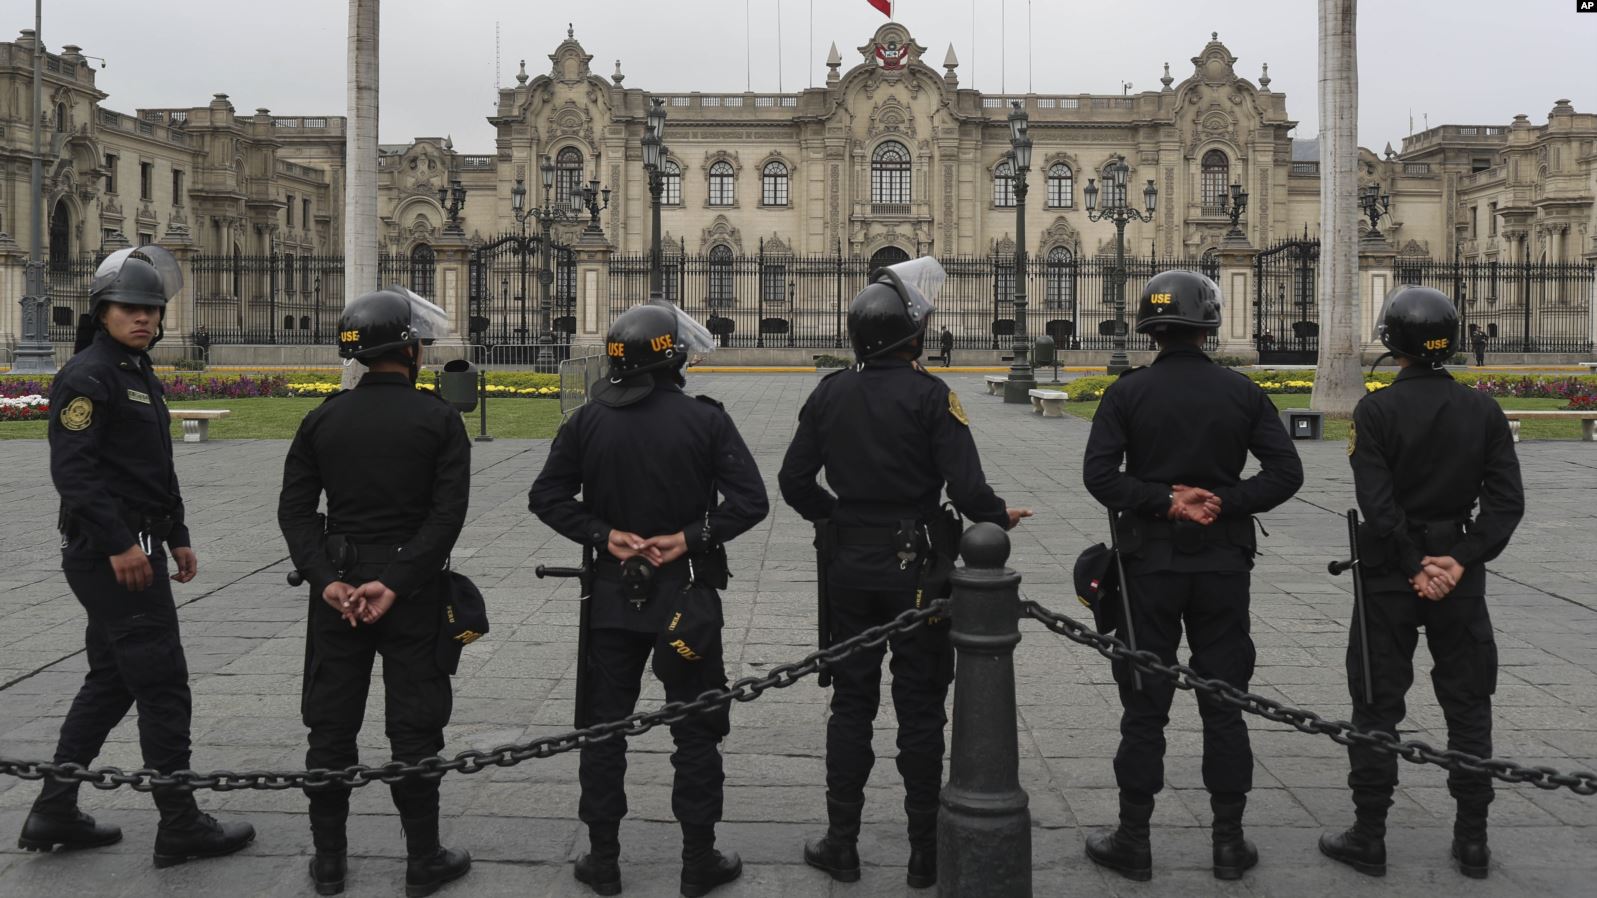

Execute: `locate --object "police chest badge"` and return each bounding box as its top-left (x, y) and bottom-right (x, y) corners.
top-left (1346, 421), bottom-right (1357, 457)
top-left (59, 396), bottom-right (93, 431)
top-left (948, 390), bottom-right (970, 426)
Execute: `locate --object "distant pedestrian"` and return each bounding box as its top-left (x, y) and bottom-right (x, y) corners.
top-left (193, 325), bottom-right (211, 365)
top-left (1470, 325), bottom-right (1488, 367)
top-left (939, 327), bottom-right (954, 367)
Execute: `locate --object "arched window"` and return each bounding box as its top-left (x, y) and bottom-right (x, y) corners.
top-left (1047, 163), bottom-right (1074, 209)
top-left (708, 160), bottom-right (735, 206)
top-left (1044, 246), bottom-right (1076, 310)
top-left (1201, 150), bottom-right (1229, 213)
top-left (555, 147), bottom-right (584, 210)
top-left (1201, 247), bottom-right (1220, 280)
top-left (869, 246), bottom-right (910, 270)
top-left (283, 253), bottom-right (296, 294)
top-left (55, 102), bottom-right (67, 132)
top-left (871, 141), bottom-right (911, 205)
top-left (661, 159), bottom-right (682, 205)
top-left (300, 315), bottom-right (312, 330)
top-left (708, 244), bottom-right (734, 306)
top-left (410, 243), bottom-right (436, 297)
top-left (48, 199), bottom-right (71, 271)
top-left (761, 161), bottom-right (789, 206)
top-left (993, 159), bottom-right (1016, 207)
top-left (283, 315), bottom-right (295, 330)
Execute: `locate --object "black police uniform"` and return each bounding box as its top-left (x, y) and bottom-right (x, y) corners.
top-left (779, 359), bottom-right (1010, 862)
top-left (1340, 365), bottom-right (1522, 856)
top-left (1083, 344), bottom-right (1303, 802)
top-left (36, 330), bottom-right (194, 816)
top-left (528, 375), bottom-right (767, 889)
top-left (277, 373), bottom-right (471, 859)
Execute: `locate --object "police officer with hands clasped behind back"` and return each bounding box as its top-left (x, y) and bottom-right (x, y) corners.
top-left (1319, 286), bottom-right (1523, 881)
top-left (1081, 270), bottom-right (1303, 883)
top-left (779, 257), bottom-right (1031, 890)
top-left (20, 247), bottom-right (256, 866)
top-left (529, 299), bottom-right (768, 898)
top-left (278, 287), bottom-right (473, 897)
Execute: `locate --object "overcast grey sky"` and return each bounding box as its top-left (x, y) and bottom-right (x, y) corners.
top-left (24, 0), bottom-right (1597, 153)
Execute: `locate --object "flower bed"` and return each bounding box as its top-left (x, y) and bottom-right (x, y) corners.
top-left (1064, 369), bottom-right (1597, 403)
top-left (3, 370), bottom-right (562, 402)
top-left (0, 395), bottom-right (49, 422)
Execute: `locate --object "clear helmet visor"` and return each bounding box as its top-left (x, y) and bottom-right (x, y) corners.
top-left (382, 285), bottom-right (453, 341)
top-left (875, 256), bottom-right (944, 324)
top-left (650, 297), bottom-right (717, 354)
top-left (91, 246), bottom-right (184, 300)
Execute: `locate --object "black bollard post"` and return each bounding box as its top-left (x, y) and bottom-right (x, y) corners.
top-left (938, 522), bottom-right (1030, 897)
top-left (474, 368), bottom-right (494, 443)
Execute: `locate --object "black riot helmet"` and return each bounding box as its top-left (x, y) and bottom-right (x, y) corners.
top-left (1135, 269), bottom-right (1223, 335)
top-left (1379, 285), bottom-right (1458, 365)
top-left (593, 299), bottom-right (716, 407)
top-left (88, 246), bottom-right (184, 347)
top-left (337, 286), bottom-right (451, 361)
top-left (848, 257), bottom-right (944, 361)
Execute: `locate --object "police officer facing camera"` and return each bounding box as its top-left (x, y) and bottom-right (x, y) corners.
top-left (779, 258), bottom-right (1030, 890)
top-left (277, 288), bottom-right (473, 898)
top-left (1319, 286), bottom-right (1523, 881)
top-left (529, 300), bottom-right (768, 898)
top-left (1081, 270), bottom-right (1303, 883)
top-left (21, 247), bottom-right (256, 866)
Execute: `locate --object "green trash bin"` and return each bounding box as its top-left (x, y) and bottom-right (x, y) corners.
top-left (438, 358), bottom-right (480, 413)
top-left (1032, 335), bottom-right (1057, 368)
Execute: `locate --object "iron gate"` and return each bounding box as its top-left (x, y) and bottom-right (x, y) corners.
top-left (468, 233), bottom-right (575, 369)
top-left (1254, 239), bottom-right (1321, 364)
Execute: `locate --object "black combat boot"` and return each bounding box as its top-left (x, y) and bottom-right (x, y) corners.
top-left (151, 790), bottom-right (255, 868)
top-left (573, 821), bottom-right (622, 896)
top-left (400, 813), bottom-right (471, 898)
top-left (905, 802), bottom-right (938, 889)
top-left (803, 793), bottom-right (863, 883)
top-left (1318, 817), bottom-right (1387, 877)
top-left (1210, 792), bottom-right (1258, 880)
top-left (308, 809), bottom-right (348, 896)
top-left (1084, 794), bottom-right (1154, 882)
top-left (679, 823), bottom-right (742, 898)
top-left (1452, 803), bottom-right (1490, 880)
top-left (17, 806), bottom-right (122, 852)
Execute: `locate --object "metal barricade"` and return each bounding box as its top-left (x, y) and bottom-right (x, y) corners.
top-left (559, 351), bottom-right (605, 419)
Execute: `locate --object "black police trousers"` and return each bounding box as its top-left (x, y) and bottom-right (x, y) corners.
top-left (300, 575), bottom-right (452, 821)
top-left (1345, 590), bottom-right (1497, 819)
top-left (36, 553), bottom-right (193, 812)
top-left (579, 627), bottom-right (730, 827)
top-left (826, 586), bottom-right (950, 809)
top-left (1111, 571), bottom-right (1255, 799)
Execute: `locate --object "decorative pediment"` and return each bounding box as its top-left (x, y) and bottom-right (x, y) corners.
top-left (857, 23), bottom-right (926, 71)
top-left (548, 25), bottom-right (594, 83)
top-left (1190, 33), bottom-right (1238, 86)
top-left (549, 101), bottom-right (595, 149)
top-left (408, 214), bottom-right (437, 241)
top-left (762, 232), bottom-right (794, 255)
top-left (700, 215), bottom-right (743, 254)
top-left (992, 233), bottom-right (1016, 256)
top-left (401, 142), bottom-right (447, 194)
top-left (701, 149), bottom-right (742, 175)
top-left (866, 97), bottom-right (917, 141)
top-left (1039, 216), bottom-right (1080, 250)
top-left (1397, 238), bottom-right (1429, 257)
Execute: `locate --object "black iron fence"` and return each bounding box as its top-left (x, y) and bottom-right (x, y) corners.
top-left (1255, 239), bottom-right (1321, 364)
top-left (1400, 260), bottom-right (1596, 354)
top-left (608, 252), bottom-right (1220, 351)
top-left (466, 233), bottom-right (575, 368)
top-left (45, 254), bottom-right (101, 342)
top-left (190, 253), bottom-right (435, 344)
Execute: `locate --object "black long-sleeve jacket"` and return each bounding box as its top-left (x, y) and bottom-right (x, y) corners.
top-left (277, 372), bottom-right (471, 597)
top-left (779, 359), bottom-right (1010, 589)
top-left (1082, 344), bottom-right (1304, 572)
top-left (50, 330), bottom-right (189, 566)
top-left (1349, 365), bottom-right (1523, 595)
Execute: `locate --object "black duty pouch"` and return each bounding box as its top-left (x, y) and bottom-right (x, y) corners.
top-left (622, 556), bottom-right (656, 612)
top-left (689, 544), bottom-right (730, 590)
top-left (1113, 512), bottom-right (1145, 557)
top-left (652, 586), bottom-right (721, 680)
top-left (436, 570), bottom-right (490, 675)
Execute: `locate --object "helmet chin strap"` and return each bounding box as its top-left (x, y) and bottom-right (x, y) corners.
top-left (1368, 350), bottom-right (1392, 378)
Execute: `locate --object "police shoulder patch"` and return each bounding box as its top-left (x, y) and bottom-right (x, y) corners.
top-left (59, 396), bottom-right (94, 431)
top-left (1116, 365), bottom-right (1148, 380)
top-left (694, 394), bottom-right (725, 410)
top-left (948, 390), bottom-right (970, 426)
top-left (319, 389), bottom-right (350, 405)
top-left (1346, 420), bottom-right (1357, 457)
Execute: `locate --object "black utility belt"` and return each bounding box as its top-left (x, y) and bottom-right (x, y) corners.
top-left (596, 550), bottom-right (728, 612)
top-left (1120, 515), bottom-right (1257, 555)
top-left (323, 535), bottom-right (407, 573)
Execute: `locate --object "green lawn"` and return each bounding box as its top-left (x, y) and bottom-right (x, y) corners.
top-left (1063, 395), bottom-right (1586, 441)
top-left (0, 397), bottom-right (563, 441)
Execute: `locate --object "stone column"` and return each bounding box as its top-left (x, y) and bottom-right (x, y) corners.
top-left (1358, 238), bottom-right (1398, 355)
top-left (0, 233), bottom-right (23, 352)
top-left (571, 228), bottom-right (612, 357)
top-left (1215, 232), bottom-right (1257, 358)
top-left (162, 231), bottom-right (199, 353)
top-left (429, 233), bottom-right (472, 363)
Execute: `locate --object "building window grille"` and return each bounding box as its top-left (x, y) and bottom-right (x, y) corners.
top-left (871, 141), bottom-right (911, 205)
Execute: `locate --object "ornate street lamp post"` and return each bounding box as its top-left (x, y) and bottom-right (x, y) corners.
top-left (13, 1), bottom-right (55, 373)
top-left (1359, 182), bottom-right (1391, 240)
top-left (519, 154), bottom-right (606, 355)
top-left (1219, 180), bottom-right (1249, 238)
top-left (642, 98), bottom-right (670, 298)
top-left (436, 178), bottom-right (467, 235)
top-left (1084, 154), bottom-right (1158, 375)
top-left (1002, 101), bottom-right (1037, 404)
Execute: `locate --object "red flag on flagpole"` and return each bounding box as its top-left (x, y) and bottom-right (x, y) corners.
top-left (868, 0), bottom-right (891, 18)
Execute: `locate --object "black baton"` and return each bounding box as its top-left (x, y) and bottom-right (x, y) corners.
top-left (1328, 509), bottom-right (1375, 707)
top-left (1107, 509), bottom-right (1143, 692)
top-left (538, 549), bottom-right (594, 729)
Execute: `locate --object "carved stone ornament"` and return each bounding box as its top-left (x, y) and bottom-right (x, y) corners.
top-left (1039, 216), bottom-right (1080, 250)
top-left (700, 214), bottom-right (743, 254)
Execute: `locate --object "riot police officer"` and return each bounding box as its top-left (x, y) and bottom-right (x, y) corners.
top-left (1081, 270), bottom-right (1303, 882)
top-left (529, 300), bottom-right (768, 898)
top-left (20, 247), bottom-right (255, 866)
top-left (277, 288), bottom-right (472, 897)
top-left (1319, 286), bottom-right (1523, 880)
top-left (778, 258), bottom-right (1030, 890)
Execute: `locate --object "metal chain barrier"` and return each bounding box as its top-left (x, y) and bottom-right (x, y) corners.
top-left (0, 603), bottom-right (947, 793)
top-left (1020, 599), bottom-right (1597, 797)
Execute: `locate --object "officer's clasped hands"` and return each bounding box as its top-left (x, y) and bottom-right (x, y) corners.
top-left (321, 581), bottom-right (360, 628)
top-left (349, 581), bottom-right (398, 625)
top-left (1412, 555), bottom-right (1465, 601)
top-left (606, 528), bottom-right (690, 566)
top-left (1168, 485), bottom-right (1223, 525)
top-left (109, 545), bottom-right (155, 592)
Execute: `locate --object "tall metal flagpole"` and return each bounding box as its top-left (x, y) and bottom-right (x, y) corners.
top-left (13, 0), bottom-right (56, 373)
top-left (745, 0), bottom-right (752, 92)
top-left (1001, 0), bottom-right (1006, 94)
top-left (777, 0), bottom-right (783, 93)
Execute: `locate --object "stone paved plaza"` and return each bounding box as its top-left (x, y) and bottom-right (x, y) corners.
top-left (2, 372), bottom-right (1595, 897)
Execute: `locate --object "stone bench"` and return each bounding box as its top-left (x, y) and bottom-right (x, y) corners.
top-left (169, 409), bottom-right (231, 443)
top-left (984, 375), bottom-right (1008, 395)
top-left (1581, 362), bottom-right (1597, 375)
top-left (1501, 409), bottom-right (1596, 443)
top-left (1028, 389), bottom-right (1068, 418)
